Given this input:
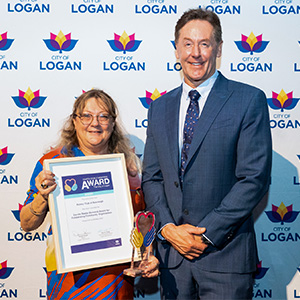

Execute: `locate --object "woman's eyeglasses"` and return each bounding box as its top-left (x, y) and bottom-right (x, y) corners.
top-left (74, 113), bottom-right (112, 125)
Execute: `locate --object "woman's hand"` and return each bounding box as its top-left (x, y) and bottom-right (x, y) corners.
top-left (140, 254), bottom-right (160, 278)
top-left (20, 169), bottom-right (57, 232)
top-left (35, 169), bottom-right (57, 200)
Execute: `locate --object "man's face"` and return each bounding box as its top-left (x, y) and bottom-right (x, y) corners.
top-left (175, 19), bottom-right (222, 88)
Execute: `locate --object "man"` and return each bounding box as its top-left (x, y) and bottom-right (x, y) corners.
top-left (142, 8), bottom-right (272, 299)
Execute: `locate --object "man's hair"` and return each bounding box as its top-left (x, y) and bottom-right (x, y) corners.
top-left (175, 8), bottom-right (222, 45)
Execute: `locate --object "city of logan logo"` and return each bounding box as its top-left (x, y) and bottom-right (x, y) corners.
top-left (234, 32), bottom-right (269, 55)
top-left (265, 202), bottom-right (300, 225)
top-left (43, 30), bottom-right (78, 53)
top-left (11, 204), bottom-right (23, 222)
top-left (0, 260), bottom-right (14, 279)
top-left (255, 261), bottom-right (269, 280)
top-left (139, 88), bottom-right (167, 109)
top-left (0, 32), bottom-right (14, 51)
top-left (11, 87), bottom-right (47, 110)
top-left (267, 89), bottom-right (299, 112)
top-left (0, 146), bottom-right (15, 165)
top-left (107, 31), bottom-right (142, 54)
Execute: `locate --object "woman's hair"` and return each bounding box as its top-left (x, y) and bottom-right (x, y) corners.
top-left (56, 89), bottom-right (140, 174)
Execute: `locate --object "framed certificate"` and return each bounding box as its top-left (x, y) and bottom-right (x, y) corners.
top-left (44, 153), bottom-right (136, 274)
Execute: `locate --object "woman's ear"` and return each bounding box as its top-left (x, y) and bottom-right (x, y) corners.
top-left (72, 116), bottom-right (77, 130)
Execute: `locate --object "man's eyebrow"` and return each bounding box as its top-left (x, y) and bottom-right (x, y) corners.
top-left (182, 37), bottom-right (211, 42)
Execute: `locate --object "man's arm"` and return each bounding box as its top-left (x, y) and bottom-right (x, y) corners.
top-left (142, 103), bottom-right (176, 230)
top-left (142, 103), bottom-right (208, 259)
top-left (198, 89), bottom-right (272, 248)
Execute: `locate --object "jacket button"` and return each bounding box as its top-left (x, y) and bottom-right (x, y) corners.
top-left (183, 209), bottom-right (189, 215)
top-left (227, 232), bottom-right (233, 240)
top-left (174, 181), bottom-right (179, 187)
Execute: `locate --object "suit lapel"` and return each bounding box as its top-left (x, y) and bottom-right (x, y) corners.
top-left (165, 86), bottom-right (182, 174)
top-left (186, 73), bottom-right (232, 167)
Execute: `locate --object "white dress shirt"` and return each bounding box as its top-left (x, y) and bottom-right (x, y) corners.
top-left (178, 71), bottom-right (219, 162)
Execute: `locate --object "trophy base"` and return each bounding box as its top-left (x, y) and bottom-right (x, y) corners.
top-left (123, 267), bottom-right (143, 277)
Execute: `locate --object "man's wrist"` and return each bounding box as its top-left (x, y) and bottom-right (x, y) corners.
top-left (160, 223), bottom-right (176, 241)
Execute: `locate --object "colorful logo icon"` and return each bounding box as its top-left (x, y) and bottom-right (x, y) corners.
top-left (11, 87), bottom-right (47, 111)
top-left (267, 89), bottom-right (299, 112)
top-left (139, 88), bottom-right (167, 109)
top-left (43, 30), bottom-right (78, 53)
top-left (255, 261), bottom-right (269, 280)
top-left (136, 211), bottom-right (156, 247)
top-left (11, 203), bottom-right (23, 222)
top-left (107, 31), bottom-right (142, 54)
top-left (64, 178), bottom-right (78, 192)
top-left (0, 146), bottom-right (15, 165)
top-left (234, 32), bottom-right (269, 55)
top-left (0, 260), bottom-right (14, 279)
top-left (0, 32), bottom-right (14, 51)
top-left (130, 211), bottom-right (156, 248)
top-left (75, 90), bottom-right (87, 99)
top-left (265, 202), bottom-right (300, 225)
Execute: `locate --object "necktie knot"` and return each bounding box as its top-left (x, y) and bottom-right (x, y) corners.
top-left (188, 89), bottom-right (200, 103)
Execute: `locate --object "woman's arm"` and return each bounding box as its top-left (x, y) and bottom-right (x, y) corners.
top-left (20, 169), bottom-right (57, 232)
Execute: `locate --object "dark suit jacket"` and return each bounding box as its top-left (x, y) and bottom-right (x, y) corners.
top-left (142, 72), bottom-right (272, 273)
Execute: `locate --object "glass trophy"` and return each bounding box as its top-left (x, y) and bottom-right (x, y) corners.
top-left (123, 211), bottom-right (156, 277)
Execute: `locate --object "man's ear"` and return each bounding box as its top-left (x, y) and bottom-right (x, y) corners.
top-left (175, 44), bottom-right (179, 60)
top-left (217, 41), bottom-right (223, 58)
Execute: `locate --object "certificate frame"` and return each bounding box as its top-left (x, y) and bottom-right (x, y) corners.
top-left (44, 153), bottom-right (136, 274)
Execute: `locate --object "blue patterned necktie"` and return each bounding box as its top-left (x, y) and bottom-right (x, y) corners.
top-left (180, 89), bottom-right (200, 182)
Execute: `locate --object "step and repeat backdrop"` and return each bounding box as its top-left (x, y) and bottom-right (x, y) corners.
top-left (1, 0), bottom-right (300, 299)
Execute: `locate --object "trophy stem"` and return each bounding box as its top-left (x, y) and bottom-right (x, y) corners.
top-left (146, 247), bottom-right (150, 260)
top-left (130, 247), bottom-right (135, 269)
top-left (123, 246), bottom-right (143, 277)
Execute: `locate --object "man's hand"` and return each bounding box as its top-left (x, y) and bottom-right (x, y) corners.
top-left (161, 224), bottom-right (209, 260)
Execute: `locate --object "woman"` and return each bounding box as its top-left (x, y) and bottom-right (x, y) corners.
top-left (20, 89), bottom-right (159, 299)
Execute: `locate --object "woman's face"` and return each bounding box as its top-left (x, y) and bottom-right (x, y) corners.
top-left (73, 97), bottom-right (115, 155)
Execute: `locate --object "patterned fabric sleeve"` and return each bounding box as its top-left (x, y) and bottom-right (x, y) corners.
top-left (24, 147), bottom-right (62, 206)
top-left (24, 160), bottom-right (43, 206)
